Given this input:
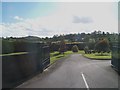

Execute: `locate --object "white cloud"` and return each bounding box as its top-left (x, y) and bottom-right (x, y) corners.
top-left (1, 2), bottom-right (118, 37)
top-left (73, 16), bottom-right (93, 23)
top-left (14, 16), bottom-right (23, 21)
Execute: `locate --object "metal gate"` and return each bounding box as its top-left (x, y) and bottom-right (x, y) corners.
top-left (111, 42), bottom-right (120, 72)
top-left (2, 42), bottom-right (50, 88)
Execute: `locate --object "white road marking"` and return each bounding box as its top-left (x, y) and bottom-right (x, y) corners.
top-left (81, 72), bottom-right (90, 90)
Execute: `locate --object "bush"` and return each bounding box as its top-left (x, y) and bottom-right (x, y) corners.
top-left (59, 40), bottom-right (66, 54)
top-left (66, 43), bottom-right (85, 50)
top-left (95, 39), bottom-right (110, 55)
top-left (72, 45), bottom-right (79, 52)
top-left (84, 46), bottom-right (89, 54)
top-left (49, 42), bottom-right (60, 52)
top-left (2, 40), bottom-right (45, 54)
top-left (2, 40), bottom-right (14, 54)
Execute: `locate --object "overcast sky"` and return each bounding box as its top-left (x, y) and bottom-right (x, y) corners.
top-left (0, 2), bottom-right (118, 37)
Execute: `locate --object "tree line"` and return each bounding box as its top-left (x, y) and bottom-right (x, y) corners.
top-left (1, 30), bottom-right (119, 54)
top-left (2, 31), bottom-right (119, 43)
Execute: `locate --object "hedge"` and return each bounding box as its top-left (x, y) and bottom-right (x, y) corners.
top-left (49, 42), bottom-right (86, 52)
top-left (2, 40), bottom-right (44, 54)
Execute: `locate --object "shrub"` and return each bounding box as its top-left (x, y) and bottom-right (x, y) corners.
top-left (2, 40), bottom-right (14, 54)
top-left (95, 39), bottom-right (110, 55)
top-left (84, 46), bottom-right (89, 54)
top-left (59, 40), bottom-right (66, 54)
top-left (72, 45), bottom-right (79, 52)
top-left (49, 42), bottom-right (60, 52)
top-left (91, 50), bottom-right (95, 53)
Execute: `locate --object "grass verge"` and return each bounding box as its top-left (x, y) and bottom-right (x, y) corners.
top-left (78, 50), bottom-right (85, 54)
top-left (0, 52), bottom-right (28, 56)
top-left (50, 51), bottom-right (73, 64)
top-left (83, 53), bottom-right (111, 60)
top-left (50, 50), bottom-right (84, 64)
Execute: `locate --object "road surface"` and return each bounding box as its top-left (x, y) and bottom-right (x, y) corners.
top-left (17, 54), bottom-right (119, 89)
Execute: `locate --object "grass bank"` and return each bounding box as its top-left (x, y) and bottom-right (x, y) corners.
top-left (83, 53), bottom-right (111, 60)
top-left (50, 50), bottom-right (84, 64)
top-left (50, 51), bottom-right (73, 64)
top-left (0, 52), bottom-right (28, 56)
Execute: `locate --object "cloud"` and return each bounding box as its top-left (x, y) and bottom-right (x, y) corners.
top-left (14, 16), bottom-right (23, 21)
top-left (1, 19), bottom-right (56, 37)
top-left (73, 16), bottom-right (93, 24)
top-left (1, 2), bottom-right (118, 37)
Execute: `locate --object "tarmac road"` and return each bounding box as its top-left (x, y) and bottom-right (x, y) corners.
top-left (17, 54), bottom-right (119, 89)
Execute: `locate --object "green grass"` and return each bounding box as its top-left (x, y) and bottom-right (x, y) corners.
top-left (78, 50), bottom-right (85, 54)
top-left (50, 50), bottom-right (84, 64)
top-left (0, 52), bottom-right (28, 56)
top-left (83, 53), bottom-right (111, 60)
top-left (50, 51), bottom-right (73, 64)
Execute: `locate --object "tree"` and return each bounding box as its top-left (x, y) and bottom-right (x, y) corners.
top-left (95, 38), bottom-right (110, 55)
top-left (84, 46), bottom-right (89, 54)
top-left (102, 32), bottom-right (105, 35)
top-left (72, 45), bottom-right (79, 52)
top-left (88, 38), bottom-right (95, 50)
top-left (59, 40), bottom-right (66, 54)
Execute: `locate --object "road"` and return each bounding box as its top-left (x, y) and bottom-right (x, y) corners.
top-left (17, 54), bottom-right (119, 89)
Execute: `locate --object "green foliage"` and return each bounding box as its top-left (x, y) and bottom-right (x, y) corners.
top-left (95, 39), bottom-right (110, 54)
top-left (2, 40), bottom-right (45, 54)
top-left (2, 40), bottom-right (14, 54)
top-left (88, 38), bottom-right (95, 50)
top-left (84, 46), bottom-right (89, 54)
top-left (59, 40), bottom-right (66, 54)
top-left (72, 45), bottom-right (79, 52)
top-left (50, 51), bottom-right (73, 64)
top-left (78, 50), bottom-right (85, 54)
top-left (2, 31), bottom-right (119, 53)
top-left (84, 53), bottom-right (111, 60)
top-left (49, 42), bottom-right (60, 52)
